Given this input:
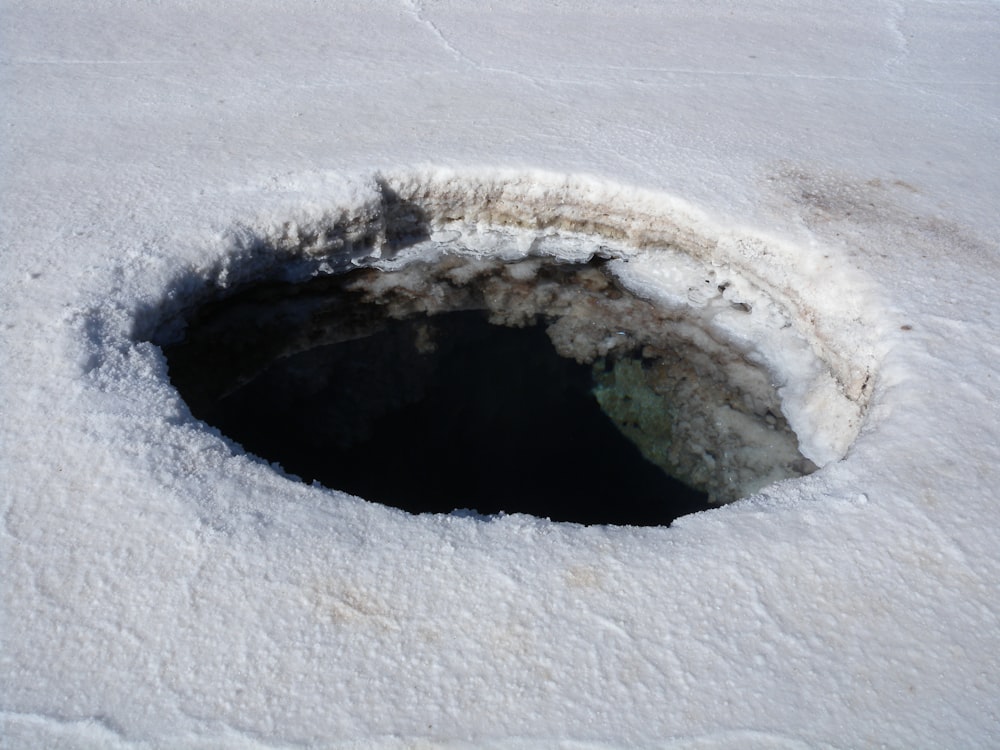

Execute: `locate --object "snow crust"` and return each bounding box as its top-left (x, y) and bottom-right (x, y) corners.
top-left (3, 1), bottom-right (1000, 747)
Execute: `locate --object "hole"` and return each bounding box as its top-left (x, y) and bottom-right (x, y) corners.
top-left (167, 301), bottom-right (711, 526)
top-left (164, 261), bottom-right (724, 526)
top-left (159, 254), bottom-right (818, 525)
top-left (137, 172), bottom-right (878, 526)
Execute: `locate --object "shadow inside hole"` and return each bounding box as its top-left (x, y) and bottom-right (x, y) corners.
top-left (167, 307), bottom-right (712, 526)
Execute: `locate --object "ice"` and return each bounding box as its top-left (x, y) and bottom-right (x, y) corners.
top-left (3, 1), bottom-right (1000, 748)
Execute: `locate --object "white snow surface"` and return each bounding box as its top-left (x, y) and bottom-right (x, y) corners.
top-left (3, 1), bottom-right (1000, 747)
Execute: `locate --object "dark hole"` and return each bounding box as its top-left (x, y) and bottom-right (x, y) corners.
top-left (164, 297), bottom-right (712, 527)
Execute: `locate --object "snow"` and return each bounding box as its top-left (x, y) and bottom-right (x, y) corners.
top-left (3, 0), bottom-right (1000, 747)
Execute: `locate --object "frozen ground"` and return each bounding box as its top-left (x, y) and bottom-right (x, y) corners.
top-left (2, 1), bottom-right (1000, 747)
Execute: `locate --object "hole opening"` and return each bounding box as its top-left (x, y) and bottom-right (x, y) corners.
top-left (137, 172), bottom-right (877, 526)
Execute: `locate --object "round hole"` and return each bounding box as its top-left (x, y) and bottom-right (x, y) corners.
top-left (139, 173), bottom-right (878, 526)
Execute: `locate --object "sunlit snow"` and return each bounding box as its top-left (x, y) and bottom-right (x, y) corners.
top-left (2, 1), bottom-right (1000, 748)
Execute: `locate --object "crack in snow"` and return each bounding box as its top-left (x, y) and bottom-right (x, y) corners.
top-left (884, 0), bottom-right (911, 75)
top-left (399, 0), bottom-right (467, 66)
top-left (399, 0), bottom-right (546, 90)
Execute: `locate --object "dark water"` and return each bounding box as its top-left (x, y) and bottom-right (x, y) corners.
top-left (167, 309), bottom-right (712, 526)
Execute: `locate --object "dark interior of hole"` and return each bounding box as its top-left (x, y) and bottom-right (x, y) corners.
top-left (164, 295), bottom-right (713, 527)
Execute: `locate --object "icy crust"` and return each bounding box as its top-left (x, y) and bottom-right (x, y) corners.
top-left (139, 169), bottom-right (880, 499)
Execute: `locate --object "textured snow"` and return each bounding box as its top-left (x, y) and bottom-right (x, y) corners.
top-left (3, 0), bottom-right (1000, 747)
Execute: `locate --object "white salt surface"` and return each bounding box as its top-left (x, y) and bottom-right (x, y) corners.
top-left (3, 1), bottom-right (1000, 747)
